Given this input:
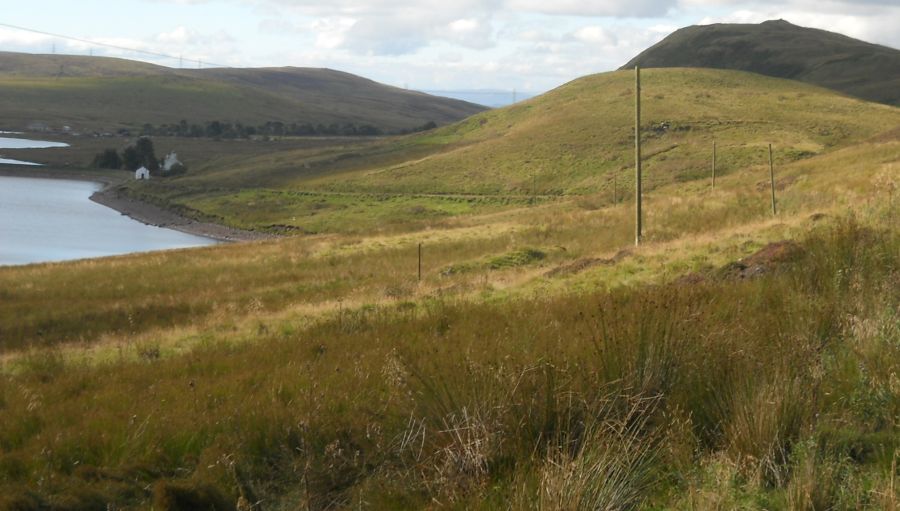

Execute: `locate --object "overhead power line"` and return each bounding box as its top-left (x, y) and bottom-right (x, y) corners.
top-left (0, 21), bottom-right (230, 68)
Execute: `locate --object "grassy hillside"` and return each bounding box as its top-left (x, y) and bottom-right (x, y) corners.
top-left (187, 67), bottom-right (487, 129)
top-left (1, 63), bottom-right (898, 508)
top-left (0, 132), bottom-right (898, 508)
top-left (117, 67), bottom-right (900, 234)
top-left (621, 20), bottom-right (900, 106)
top-left (0, 52), bottom-right (486, 133)
top-left (0, 52), bottom-right (169, 77)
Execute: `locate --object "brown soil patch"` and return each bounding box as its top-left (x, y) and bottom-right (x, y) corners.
top-left (869, 125), bottom-right (900, 143)
top-left (717, 240), bottom-right (804, 280)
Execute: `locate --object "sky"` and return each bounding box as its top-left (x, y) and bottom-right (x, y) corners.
top-left (1, 0), bottom-right (898, 96)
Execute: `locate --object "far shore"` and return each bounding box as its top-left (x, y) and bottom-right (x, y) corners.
top-left (0, 165), bottom-right (274, 243)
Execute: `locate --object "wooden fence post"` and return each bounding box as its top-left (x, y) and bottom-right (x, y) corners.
top-left (635, 65), bottom-right (642, 246)
top-left (769, 144), bottom-right (777, 216)
top-left (712, 140), bottom-right (717, 189)
top-left (613, 172), bottom-right (617, 204)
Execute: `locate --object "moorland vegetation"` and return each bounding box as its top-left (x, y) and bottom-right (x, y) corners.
top-left (0, 65), bottom-right (898, 509)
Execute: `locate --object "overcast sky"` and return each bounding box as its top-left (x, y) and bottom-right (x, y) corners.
top-left (2, 0), bottom-right (898, 94)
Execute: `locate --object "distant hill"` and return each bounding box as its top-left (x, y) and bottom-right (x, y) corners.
top-left (0, 52), bottom-right (486, 133)
top-left (420, 90), bottom-right (538, 108)
top-left (620, 20), bottom-right (900, 106)
top-left (189, 67), bottom-right (485, 130)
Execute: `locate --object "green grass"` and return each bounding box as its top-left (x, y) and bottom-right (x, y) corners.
top-left (185, 190), bottom-right (534, 234)
top-left (99, 67), bottom-right (900, 237)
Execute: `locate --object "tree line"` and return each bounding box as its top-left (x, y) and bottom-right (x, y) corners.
top-left (136, 119), bottom-right (439, 139)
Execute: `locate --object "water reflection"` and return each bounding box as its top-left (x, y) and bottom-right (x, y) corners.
top-left (0, 176), bottom-right (216, 266)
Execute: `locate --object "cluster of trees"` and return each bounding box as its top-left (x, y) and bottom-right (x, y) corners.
top-left (134, 119), bottom-right (439, 139)
top-left (92, 136), bottom-right (186, 175)
top-left (138, 120), bottom-right (383, 139)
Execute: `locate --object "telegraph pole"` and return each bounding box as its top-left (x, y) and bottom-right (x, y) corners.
top-left (635, 65), bottom-right (642, 246)
top-left (712, 141), bottom-right (717, 189)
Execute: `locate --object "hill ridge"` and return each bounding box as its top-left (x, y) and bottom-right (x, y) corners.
top-left (620, 20), bottom-right (900, 106)
top-left (0, 51), bottom-right (487, 132)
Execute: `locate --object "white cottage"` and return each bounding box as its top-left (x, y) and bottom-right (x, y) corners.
top-left (135, 166), bottom-right (150, 180)
top-left (162, 151), bottom-right (181, 172)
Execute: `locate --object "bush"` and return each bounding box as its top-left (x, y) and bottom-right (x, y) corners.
top-left (166, 162), bottom-right (188, 176)
top-left (91, 148), bottom-right (121, 169)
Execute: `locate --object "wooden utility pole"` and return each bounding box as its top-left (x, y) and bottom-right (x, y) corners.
top-left (417, 243), bottom-right (422, 281)
top-left (635, 65), bottom-right (642, 246)
top-left (768, 144), bottom-right (777, 216)
top-left (712, 141), bottom-right (717, 189)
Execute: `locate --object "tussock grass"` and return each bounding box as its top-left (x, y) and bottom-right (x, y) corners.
top-left (536, 396), bottom-right (661, 511)
top-left (1, 213), bottom-right (898, 507)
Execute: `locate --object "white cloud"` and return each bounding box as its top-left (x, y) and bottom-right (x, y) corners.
top-left (156, 26), bottom-right (195, 45)
top-left (252, 0), bottom-right (498, 55)
top-left (449, 19), bottom-right (480, 33)
top-left (507, 0), bottom-right (678, 17)
top-left (573, 26), bottom-right (617, 45)
top-left (0, 27), bottom-right (49, 46)
top-left (311, 17), bottom-right (357, 50)
top-left (438, 17), bottom-right (494, 49)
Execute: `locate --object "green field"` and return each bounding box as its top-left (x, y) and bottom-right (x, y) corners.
top-left (0, 66), bottom-right (899, 509)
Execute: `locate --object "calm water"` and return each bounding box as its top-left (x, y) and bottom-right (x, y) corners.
top-left (0, 136), bottom-right (69, 149)
top-left (0, 158), bottom-right (40, 165)
top-left (0, 176), bottom-right (216, 266)
top-left (0, 136), bottom-right (69, 165)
